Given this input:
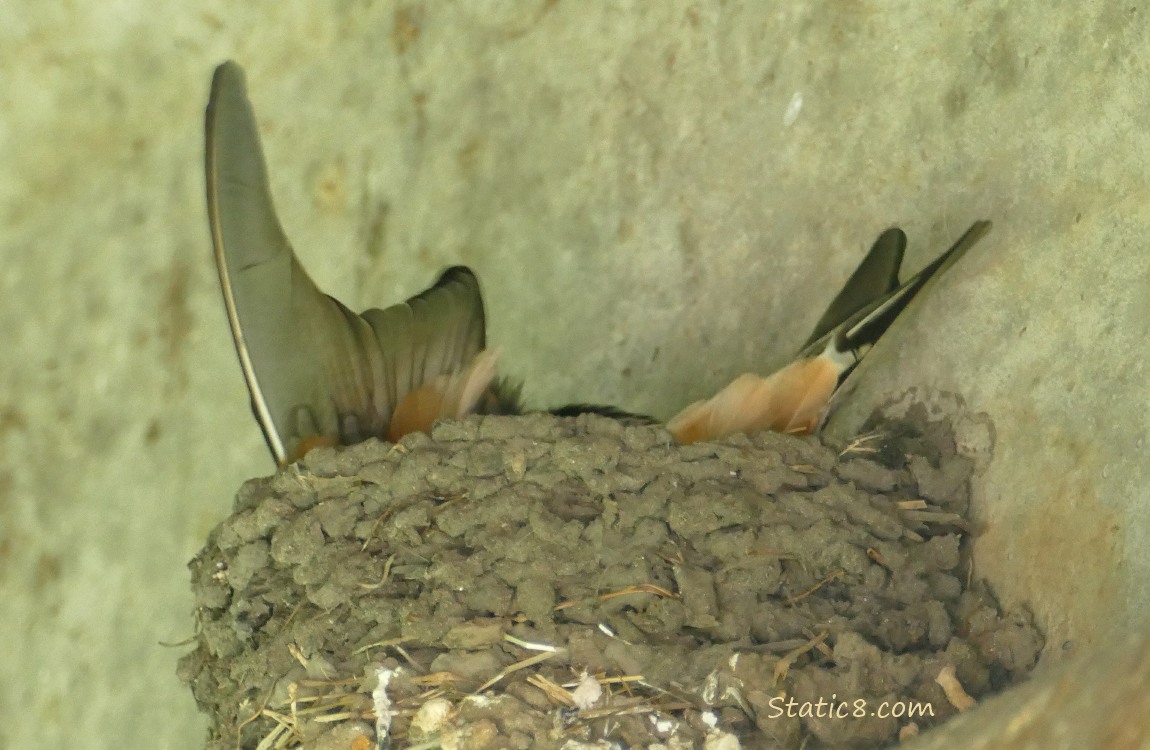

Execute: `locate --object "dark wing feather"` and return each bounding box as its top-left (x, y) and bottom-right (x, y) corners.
top-left (207, 60), bottom-right (328, 464)
top-left (206, 61), bottom-right (491, 465)
top-left (833, 220), bottom-right (991, 356)
top-left (798, 221), bottom-right (992, 365)
top-left (801, 227), bottom-right (906, 351)
top-left (359, 265), bottom-right (488, 425)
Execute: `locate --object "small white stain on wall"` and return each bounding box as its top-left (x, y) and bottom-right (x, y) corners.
top-left (783, 91), bottom-right (803, 126)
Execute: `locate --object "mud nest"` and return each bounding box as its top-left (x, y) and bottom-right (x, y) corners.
top-left (179, 411), bottom-right (1042, 749)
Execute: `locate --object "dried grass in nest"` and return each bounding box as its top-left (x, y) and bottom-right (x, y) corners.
top-left (247, 632), bottom-right (704, 750)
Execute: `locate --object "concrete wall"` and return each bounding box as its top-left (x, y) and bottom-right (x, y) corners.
top-left (2, 2), bottom-right (1146, 747)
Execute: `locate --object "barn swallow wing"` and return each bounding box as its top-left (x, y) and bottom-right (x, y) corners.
top-left (666, 221), bottom-right (991, 444)
top-left (799, 220), bottom-right (991, 371)
top-left (206, 61), bottom-right (501, 466)
top-left (547, 232), bottom-right (904, 433)
top-left (800, 227), bottom-right (906, 350)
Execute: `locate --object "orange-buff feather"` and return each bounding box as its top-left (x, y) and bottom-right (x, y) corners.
top-left (387, 350), bottom-right (498, 442)
top-left (666, 355), bottom-right (841, 444)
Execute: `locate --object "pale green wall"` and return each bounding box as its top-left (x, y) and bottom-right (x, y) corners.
top-left (2, 2), bottom-right (1147, 747)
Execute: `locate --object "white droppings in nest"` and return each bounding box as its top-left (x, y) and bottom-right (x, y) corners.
top-left (372, 666), bottom-right (398, 744)
top-left (571, 672), bottom-right (603, 710)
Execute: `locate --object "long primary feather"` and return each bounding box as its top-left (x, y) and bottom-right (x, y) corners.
top-left (206, 61), bottom-right (501, 465)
